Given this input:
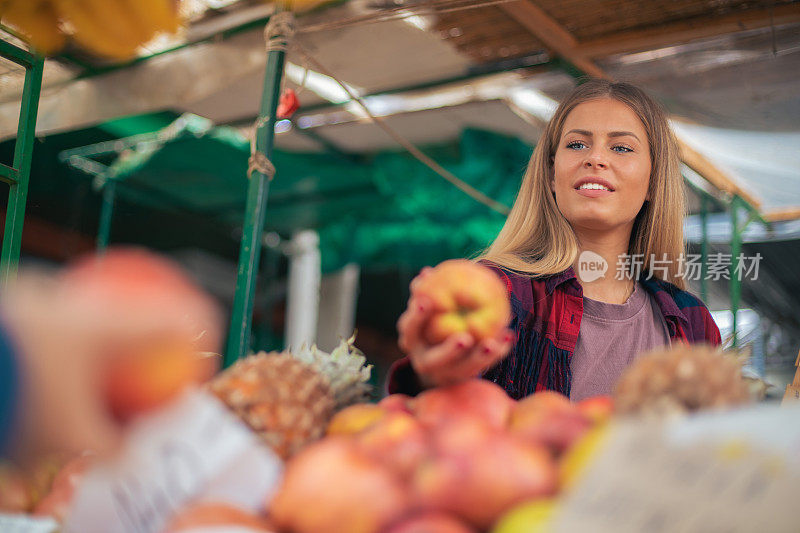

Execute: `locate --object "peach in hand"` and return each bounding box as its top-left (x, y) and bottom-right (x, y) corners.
top-left (414, 260), bottom-right (510, 346)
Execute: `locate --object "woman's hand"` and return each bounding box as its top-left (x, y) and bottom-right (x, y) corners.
top-left (397, 267), bottom-right (514, 388)
top-left (2, 274), bottom-right (123, 466)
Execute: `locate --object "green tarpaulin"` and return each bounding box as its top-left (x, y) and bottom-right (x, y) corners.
top-left (75, 114), bottom-right (531, 272)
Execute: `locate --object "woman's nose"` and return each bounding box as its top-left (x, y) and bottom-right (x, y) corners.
top-left (584, 149), bottom-right (607, 168)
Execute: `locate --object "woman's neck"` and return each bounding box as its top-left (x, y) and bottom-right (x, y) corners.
top-left (571, 225), bottom-right (636, 305)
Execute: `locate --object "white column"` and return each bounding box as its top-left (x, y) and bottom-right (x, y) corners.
top-left (284, 230), bottom-right (320, 351)
top-left (316, 263), bottom-right (361, 352)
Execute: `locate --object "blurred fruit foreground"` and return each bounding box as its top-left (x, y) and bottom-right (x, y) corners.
top-left (0, 251), bottom-right (779, 533)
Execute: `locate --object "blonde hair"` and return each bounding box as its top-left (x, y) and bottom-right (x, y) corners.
top-left (477, 79), bottom-right (686, 289)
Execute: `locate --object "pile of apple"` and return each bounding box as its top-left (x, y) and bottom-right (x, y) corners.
top-left (267, 380), bottom-right (612, 533)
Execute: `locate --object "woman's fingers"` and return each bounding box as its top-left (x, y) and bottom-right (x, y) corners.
top-left (397, 294), bottom-right (433, 353)
top-left (411, 332), bottom-right (475, 381)
top-left (414, 328), bottom-right (515, 386)
top-left (409, 266), bottom-right (433, 294)
top-left (482, 328), bottom-right (515, 359)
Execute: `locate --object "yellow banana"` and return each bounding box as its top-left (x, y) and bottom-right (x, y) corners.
top-left (110, 0), bottom-right (157, 49)
top-left (118, 0), bottom-right (181, 53)
top-left (1, 0), bottom-right (67, 55)
top-left (53, 0), bottom-right (139, 60)
top-left (122, 0), bottom-right (181, 40)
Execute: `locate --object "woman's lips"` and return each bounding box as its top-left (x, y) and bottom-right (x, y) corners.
top-left (575, 188), bottom-right (613, 198)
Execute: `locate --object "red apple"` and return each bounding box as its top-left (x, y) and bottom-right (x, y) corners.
top-left (414, 379), bottom-right (514, 430)
top-left (509, 392), bottom-right (591, 456)
top-left (414, 260), bottom-right (510, 345)
top-left (269, 438), bottom-right (410, 533)
top-left (384, 511), bottom-right (476, 533)
top-left (577, 395), bottom-right (614, 424)
top-left (59, 247), bottom-right (222, 352)
top-left (355, 410), bottom-right (431, 480)
top-left (412, 426), bottom-right (558, 529)
top-left (59, 248), bottom-right (223, 422)
top-left (103, 340), bottom-right (217, 422)
top-left (166, 502), bottom-right (276, 532)
top-left (379, 393), bottom-right (414, 414)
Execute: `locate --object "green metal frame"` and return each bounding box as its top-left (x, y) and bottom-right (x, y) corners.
top-left (684, 180), bottom-right (768, 347)
top-left (59, 144), bottom-right (122, 251)
top-left (224, 8), bottom-right (288, 367)
top-left (727, 194), bottom-right (768, 348)
top-left (0, 39), bottom-right (43, 284)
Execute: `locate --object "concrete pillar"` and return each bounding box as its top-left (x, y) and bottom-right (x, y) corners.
top-left (284, 230), bottom-right (320, 351)
top-left (316, 263), bottom-right (360, 352)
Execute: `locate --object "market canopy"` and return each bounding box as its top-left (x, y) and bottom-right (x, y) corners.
top-left (56, 113), bottom-right (529, 272)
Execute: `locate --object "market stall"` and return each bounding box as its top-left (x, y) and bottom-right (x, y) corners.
top-left (1, 0), bottom-right (800, 531)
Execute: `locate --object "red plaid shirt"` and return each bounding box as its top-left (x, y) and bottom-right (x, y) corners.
top-left (387, 263), bottom-right (721, 399)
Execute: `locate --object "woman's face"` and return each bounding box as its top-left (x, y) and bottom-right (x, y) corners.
top-left (551, 97), bottom-right (652, 235)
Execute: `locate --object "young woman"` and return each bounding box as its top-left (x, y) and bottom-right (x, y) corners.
top-left (389, 79), bottom-right (721, 400)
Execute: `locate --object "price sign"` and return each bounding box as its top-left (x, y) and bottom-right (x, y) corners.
top-left (64, 390), bottom-right (283, 533)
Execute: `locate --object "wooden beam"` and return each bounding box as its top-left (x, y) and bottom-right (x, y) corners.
top-left (677, 139), bottom-right (761, 210)
top-left (499, 0), bottom-right (609, 79)
top-left (763, 207), bottom-right (800, 223)
top-left (575, 4), bottom-right (800, 59)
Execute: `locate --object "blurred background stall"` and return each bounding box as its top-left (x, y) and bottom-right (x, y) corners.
top-left (1, 0), bottom-right (798, 395)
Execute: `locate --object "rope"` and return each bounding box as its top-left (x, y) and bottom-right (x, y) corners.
top-left (264, 11), bottom-right (295, 53)
top-left (291, 42), bottom-right (511, 216)
top-left (248, 114), bottom-right (276, 180)
top-left (248, 12), bottom-right (295, 180)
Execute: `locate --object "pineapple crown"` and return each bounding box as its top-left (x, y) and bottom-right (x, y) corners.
top-left (291, 333), bottom-right (373, 409)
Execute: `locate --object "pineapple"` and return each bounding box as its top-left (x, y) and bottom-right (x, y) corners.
top-left (614, 344), bottom-right (751, 416)
top-left (210, 335), bottom-right (372, 459)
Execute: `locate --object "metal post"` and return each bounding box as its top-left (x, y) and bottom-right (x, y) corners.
top-left (729, 196), bottom-right (743, 348)
top-left (1, 50), bottom-right (43, 283)
top-left (700, 195), bottom-right (709, 303)
top-left (97, 179), bottom-right (116, 251)
top-left (225, 10), bottom-right (288, 366)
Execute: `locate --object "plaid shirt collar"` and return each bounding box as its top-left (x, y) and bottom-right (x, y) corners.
top-left (542, 267), bottom-right (690, 330)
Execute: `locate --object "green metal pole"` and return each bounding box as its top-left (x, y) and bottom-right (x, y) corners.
top-left (729, 196), bottom-right (743, 348)
top-left (225, 10), bottom-right (288, 367)
top-left (700, 195), bottom-right (709, 303)
top-left (97, 179), bottom-right (116, 251)
top-left (1, 53), bottom-right (43, 284)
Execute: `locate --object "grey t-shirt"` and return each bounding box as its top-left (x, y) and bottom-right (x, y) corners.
top-left (570, 282), bottom-right (671, 401)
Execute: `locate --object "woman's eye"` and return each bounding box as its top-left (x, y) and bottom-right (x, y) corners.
top-left (566, 141), bottom-right (586, 150)
top-left (612, 145), bottom-right (633, 153)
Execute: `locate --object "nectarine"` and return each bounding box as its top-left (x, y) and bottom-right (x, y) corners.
top-left (414, 379), bottom-right (514, 430)
top-left (414, 260), bottom-right (510, 346)
top-left (269, 438), bottom-right (410, 533)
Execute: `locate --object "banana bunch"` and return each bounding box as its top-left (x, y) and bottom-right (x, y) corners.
top-left (0, 0), bottom-right (182, 60)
